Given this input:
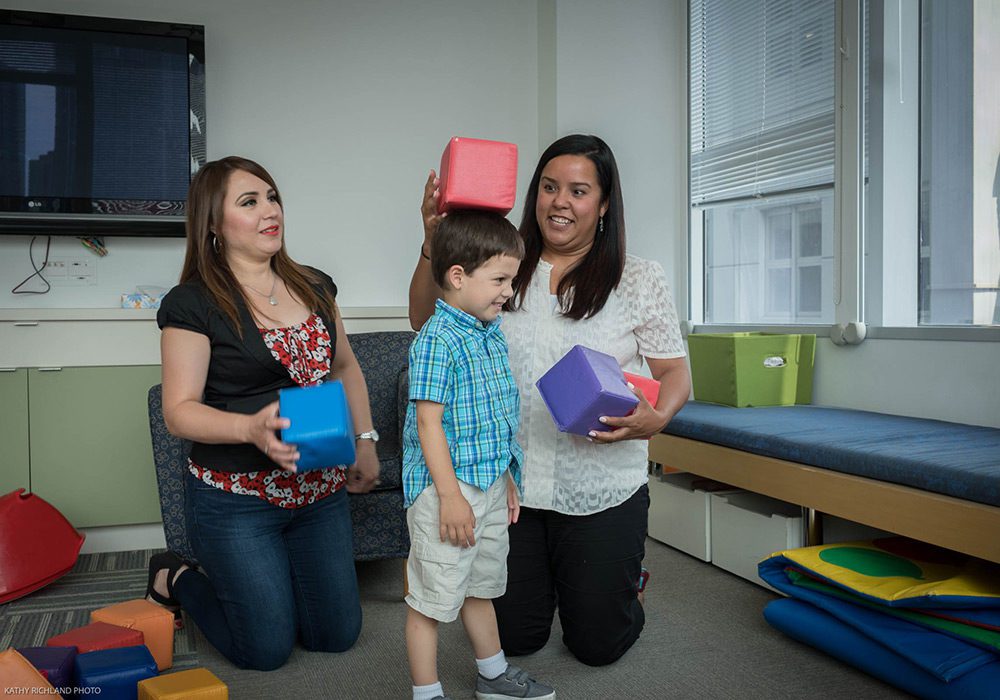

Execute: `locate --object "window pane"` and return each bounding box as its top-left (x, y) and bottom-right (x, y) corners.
top-left (701, 190), bottom-right (834, 323)
top-left (768, 268), bottom-right (791, 315)
top-left (799, 206), bottom-right (822, 257)
top-left (798, 265), bottom-right (822, 313)
top-left (768, 212), bottom-right (792, 260)
top-left (919, 0), bottom-right (1000, 325)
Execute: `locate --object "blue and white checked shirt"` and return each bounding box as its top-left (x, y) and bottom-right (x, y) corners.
top-left (402, 299), bottom-right (523, 507)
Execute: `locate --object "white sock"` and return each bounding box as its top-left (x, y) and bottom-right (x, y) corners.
top-left (476, 649), bottom-right (508, 680)
top-left (413, 681), bottom-right (444, 700)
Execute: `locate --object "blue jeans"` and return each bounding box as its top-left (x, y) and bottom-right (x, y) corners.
top-left (173, 472), bottom-right (362, 670)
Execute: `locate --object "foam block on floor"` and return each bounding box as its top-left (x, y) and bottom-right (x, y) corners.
top-left (437, 136), bottom-right (518, 215)
top-left (15, 645), bottom-right (76, 688)
top-left (280, 380), bottom-right (355, 471)
top-left (75, 645), bottom-right (158, 700)
top-left (138, 668), bottom-right (229, 700)
top-left (47, 620), bottom-right (144, 655)
top-left (0, 648), bottom-right (57, 693)
top-left (535, 345), bottom-right (638, 435)
top-left (91, 599), bottom-right (175, 671)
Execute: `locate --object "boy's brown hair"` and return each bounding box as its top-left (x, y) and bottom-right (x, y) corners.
top-left (430, 209), bottom-right (525, 288)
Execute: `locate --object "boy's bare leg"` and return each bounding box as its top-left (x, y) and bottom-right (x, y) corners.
top-left (460, 596), bottom-right (502, 659)
top-left (406, 606), bottom-right (440, 685)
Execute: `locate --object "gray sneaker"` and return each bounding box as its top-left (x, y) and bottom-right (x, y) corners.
top-left (475, 664), bottom-right (555, 699)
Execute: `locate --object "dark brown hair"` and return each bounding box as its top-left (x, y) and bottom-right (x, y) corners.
top-left (179, 156), bottom-right (336, 335)
top-left (510, 134), bottom-right (626, 320)
top-left (431, 209), bottom-right (524, 288)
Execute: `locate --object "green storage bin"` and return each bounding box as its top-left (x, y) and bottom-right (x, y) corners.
top-left (687, 332), bottom-right (815, 407)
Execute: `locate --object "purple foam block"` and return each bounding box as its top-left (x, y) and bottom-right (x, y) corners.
top-left (16, 646), bottom-right (76, 688)
top-left (535, 345), bottom-right (638, 435)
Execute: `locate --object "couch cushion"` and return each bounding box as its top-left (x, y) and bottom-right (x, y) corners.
top-left (665, 402), bottom-right (1000, 508)
top-left (347, 331), bottom-right (415, 484)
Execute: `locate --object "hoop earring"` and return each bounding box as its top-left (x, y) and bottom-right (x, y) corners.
top-left (598, 216), bottom-right (605, 234)
top-left (211, 235), bottom-right (220, 254)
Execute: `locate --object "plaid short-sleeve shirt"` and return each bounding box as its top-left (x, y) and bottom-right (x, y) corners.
top-left (402, 299), bottom-right (523, 507)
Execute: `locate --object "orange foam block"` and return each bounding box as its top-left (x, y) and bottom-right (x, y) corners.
top-left (438, 136), bottom-right (518, 214)
top-left (0, 648), bottom-right (57, 693)
top-left (138, 668), bottom-right (229, 700)
top-left (91, 599), bottom-right (175, 671)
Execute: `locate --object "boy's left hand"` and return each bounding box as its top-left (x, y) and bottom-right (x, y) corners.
top-left (346, 440), bottom-right (380, 493)
top-left (506, 475), bottom-right (520, 525)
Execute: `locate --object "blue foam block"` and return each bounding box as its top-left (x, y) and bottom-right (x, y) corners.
top-left (279, 380), bottom-right (356, 471)
top-left (74, 645), bottom-right (158, 700)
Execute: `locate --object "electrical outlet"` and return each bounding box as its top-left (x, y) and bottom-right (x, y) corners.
top-left (45, 260), bottom-right (67, 278)
top-left (49, 258), bottom-right (97, 286)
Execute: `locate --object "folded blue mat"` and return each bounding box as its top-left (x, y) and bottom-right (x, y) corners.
top-left (764, 598), bottom-right (1000, 700)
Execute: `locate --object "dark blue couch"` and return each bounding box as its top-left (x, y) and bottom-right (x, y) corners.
top-left (148, 330), bottom-right (415, 563)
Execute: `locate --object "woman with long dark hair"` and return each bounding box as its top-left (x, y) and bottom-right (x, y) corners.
top-left (146, 156), bottom-right (379, 670)
top-left (409, 135), bottom-right (690, 666)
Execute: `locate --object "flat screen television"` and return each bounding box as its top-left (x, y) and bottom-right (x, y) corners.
top-left (0, 10), bottom-right (205, 237)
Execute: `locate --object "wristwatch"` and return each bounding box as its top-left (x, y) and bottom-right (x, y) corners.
top-left (355, 429), bottom-right (380, 443)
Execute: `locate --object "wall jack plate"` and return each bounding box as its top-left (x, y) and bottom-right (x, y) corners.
top-left (47, 258), bottom-right (97, 286)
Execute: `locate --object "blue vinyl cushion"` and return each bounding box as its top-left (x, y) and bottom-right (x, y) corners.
top-left (664, 402), bottom-right (1000, 507)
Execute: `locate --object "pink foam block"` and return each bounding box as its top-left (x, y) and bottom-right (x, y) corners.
top-left (623, 372), bottom-right (660, 407)
top-left (438, 136), bottom-right (518, 214)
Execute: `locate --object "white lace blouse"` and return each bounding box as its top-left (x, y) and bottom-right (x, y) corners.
top-left (503, 255), bottom-right (687, 515)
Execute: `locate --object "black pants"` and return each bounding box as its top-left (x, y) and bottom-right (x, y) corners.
top-left (494, 484), bottom-right (649, 666)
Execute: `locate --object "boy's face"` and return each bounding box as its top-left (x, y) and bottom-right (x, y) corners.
top-left (445, 254), bottom-right (521, 323)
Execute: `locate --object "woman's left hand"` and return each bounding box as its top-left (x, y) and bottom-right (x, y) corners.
top-left (346, 440), bottom-right (380, 493)
top-left (588, 382), bottom-right (667, 443)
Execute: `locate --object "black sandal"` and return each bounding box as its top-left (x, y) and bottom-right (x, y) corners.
top-left (146, 551), bottom-right (194, 628)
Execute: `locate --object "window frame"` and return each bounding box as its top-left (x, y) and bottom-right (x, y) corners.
top-left (686, 0), bottom-right (1000, 343)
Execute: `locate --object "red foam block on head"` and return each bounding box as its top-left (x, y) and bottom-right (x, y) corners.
top-left (438, 136), bottom-right (518, 215)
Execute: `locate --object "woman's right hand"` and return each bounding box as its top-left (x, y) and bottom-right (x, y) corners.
top-left (245, 401), bottom-right (299, 472)
top-left (421, 169), bottom-right (445, 243)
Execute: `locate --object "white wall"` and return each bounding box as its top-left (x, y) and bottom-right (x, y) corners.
top-left (0, 0), bottom-right (540, 309)
top-left (3, 0), bottom-right (997, 431)
top-left (550, 0), bottom-right (689, 313)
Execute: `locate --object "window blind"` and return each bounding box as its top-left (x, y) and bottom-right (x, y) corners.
top-left (690, 0), bottom-right (836, 206)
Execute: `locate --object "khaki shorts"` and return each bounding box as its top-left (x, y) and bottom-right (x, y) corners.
top-left (405, 472), bottom-right (510, 622)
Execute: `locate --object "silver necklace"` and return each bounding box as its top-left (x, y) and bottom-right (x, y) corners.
top-left (242, 275), bottom-right (278, 306)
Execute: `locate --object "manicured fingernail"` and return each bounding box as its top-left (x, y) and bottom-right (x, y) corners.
top-left (588, 431), bottom-right (597, 437)
top-left (598, 416), bottom-right (608, 423)
top-left (627, 382), bottom-right (635, 389)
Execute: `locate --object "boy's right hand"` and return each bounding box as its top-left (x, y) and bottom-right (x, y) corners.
top-left (439, 491), bottom-right (476, 548)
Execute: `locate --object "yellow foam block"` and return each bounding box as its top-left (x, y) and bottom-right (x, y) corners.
top-left (0, 648), bottom-right (58, 692)
top-left (91, 599), bottom-right (175, 670)
top-left (138, 668), bottom-right (228, 700)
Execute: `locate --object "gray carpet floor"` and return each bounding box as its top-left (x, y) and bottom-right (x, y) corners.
top-left (1, 539), bottom-right (913, 699)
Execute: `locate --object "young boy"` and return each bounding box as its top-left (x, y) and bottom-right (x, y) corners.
top-left (402, 209), bottom-right (555, 700)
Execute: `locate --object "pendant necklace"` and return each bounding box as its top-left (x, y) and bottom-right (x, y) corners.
top-left (243, 274), bottom-right (279, 306)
